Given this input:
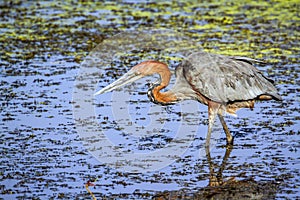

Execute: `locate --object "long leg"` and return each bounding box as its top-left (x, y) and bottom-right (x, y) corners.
top-left (206, 102), bottom-right (219, 147)
top-left (205, 142), bottom-right (218, 186)
top-left (218, 114), bottom-right (233, 145)
top-left (216, 143), bottom-right (233, 183)
top-left (206, 142), bottom-right (233, 187)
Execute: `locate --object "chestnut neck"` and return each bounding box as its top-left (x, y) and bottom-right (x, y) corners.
top-left (142, 61), bottom-right (177, 105)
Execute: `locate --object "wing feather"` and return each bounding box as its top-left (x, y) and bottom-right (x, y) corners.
top-left (182, 52), bottom-right (281, 103)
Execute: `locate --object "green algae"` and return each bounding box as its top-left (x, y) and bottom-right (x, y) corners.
top-left (0, 0), bottom-right (298, 64)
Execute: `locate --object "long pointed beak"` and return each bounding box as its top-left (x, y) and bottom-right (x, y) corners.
top-left (94, 70), bottom-right (143, 96)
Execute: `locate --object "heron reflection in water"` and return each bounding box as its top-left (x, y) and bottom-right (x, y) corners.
top-left (95, 52), bottom-right (282, 145)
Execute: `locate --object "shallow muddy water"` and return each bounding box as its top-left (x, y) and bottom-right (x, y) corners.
top-left (0, 1), bottom-right (299, 199)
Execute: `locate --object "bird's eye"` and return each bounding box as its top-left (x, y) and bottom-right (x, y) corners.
top-left (145, 82), bottom-right (153, 88)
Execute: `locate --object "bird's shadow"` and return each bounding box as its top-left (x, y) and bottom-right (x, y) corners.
top-left (153, 144), bottom-right (280, 200)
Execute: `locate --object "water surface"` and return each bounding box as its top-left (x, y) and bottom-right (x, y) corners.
top-left (0, 0), bottom-right (299, 199)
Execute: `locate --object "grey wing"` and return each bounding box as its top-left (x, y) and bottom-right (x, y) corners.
top-left (182, 52), bottom-right (281, 103)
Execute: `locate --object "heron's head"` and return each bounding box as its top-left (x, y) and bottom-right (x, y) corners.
top-left (94, 61), bottom-right (168, 96)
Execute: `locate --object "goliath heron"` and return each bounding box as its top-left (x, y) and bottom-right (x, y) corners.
top-left (94, 52), bottom-right (282, 145)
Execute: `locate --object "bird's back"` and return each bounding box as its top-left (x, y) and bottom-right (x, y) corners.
top-left (180, 52), bottom-right (281, 103)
